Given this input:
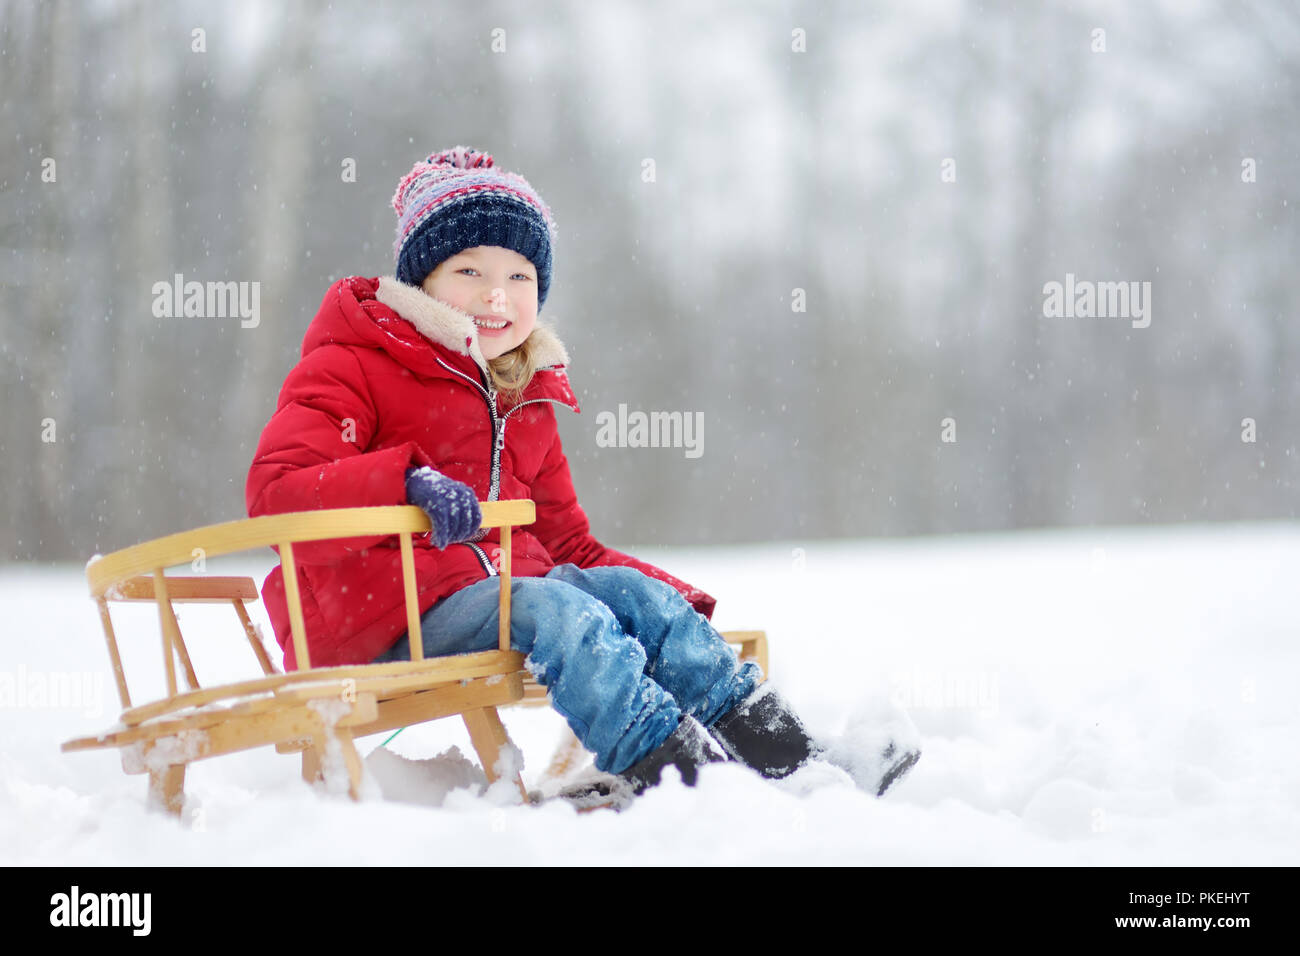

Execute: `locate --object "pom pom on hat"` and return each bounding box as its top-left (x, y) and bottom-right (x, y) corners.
top-left (392, 146), bottom-right (557, 307)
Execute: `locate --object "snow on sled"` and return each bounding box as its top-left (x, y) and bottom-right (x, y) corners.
top-left (60, 500), bottom-right (769, 816)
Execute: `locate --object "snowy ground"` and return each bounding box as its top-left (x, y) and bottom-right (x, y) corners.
top-left (3, 522), bottom-right (1298, 865)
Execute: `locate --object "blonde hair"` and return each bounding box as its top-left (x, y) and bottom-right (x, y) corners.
top-left (486, 333), bottom-right (541, 407)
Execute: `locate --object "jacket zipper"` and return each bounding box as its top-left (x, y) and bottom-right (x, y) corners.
top-left (465, 541), bottom-right (497, 576)
top-left (485, 382), bottom-right (574, 498)
top-left (430, 353), bottom-right (570, 578)
top-left (431, 353), bottom-right (500, 500)
top-left (429, 356), bottom-right (498, 564)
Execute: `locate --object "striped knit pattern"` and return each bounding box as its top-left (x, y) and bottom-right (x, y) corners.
top-left (391, 146), bottom-right (557, 305)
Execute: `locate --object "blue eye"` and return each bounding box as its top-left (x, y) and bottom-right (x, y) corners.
top-left (456, 267), bottom-right (531, 281)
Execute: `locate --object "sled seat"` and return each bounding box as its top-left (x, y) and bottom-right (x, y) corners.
top-left (62, 502), bottom-right (538, 816)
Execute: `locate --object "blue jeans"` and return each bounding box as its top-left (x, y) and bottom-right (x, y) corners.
top-left (371, 563), bottom-right (762, 774)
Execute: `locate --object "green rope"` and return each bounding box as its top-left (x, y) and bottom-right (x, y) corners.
top-left (379, 727), bottom-right (405, 748)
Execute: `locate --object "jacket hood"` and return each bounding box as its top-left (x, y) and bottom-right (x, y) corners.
top-left (301, 275), bottom-right (578, 409)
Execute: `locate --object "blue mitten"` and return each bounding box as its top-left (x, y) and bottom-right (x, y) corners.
top-left (404, 467), bottom-right (482, 549)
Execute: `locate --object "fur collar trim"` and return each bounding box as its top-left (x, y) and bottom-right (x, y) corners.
top-left (374, 275), bottom-right (571, 372)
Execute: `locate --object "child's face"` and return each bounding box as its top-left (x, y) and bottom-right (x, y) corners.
top-left (420, 245), bottom-right (539, 361)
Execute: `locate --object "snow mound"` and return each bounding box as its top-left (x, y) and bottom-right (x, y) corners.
top-left (364, 745), bottom-right (486, 807)
top-left (821, 684), bottom-right (923, 796)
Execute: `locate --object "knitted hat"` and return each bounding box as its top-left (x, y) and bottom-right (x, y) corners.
top-left (391, 146), bottom-right (557, 307)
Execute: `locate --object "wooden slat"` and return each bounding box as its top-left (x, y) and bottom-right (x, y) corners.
top-left (278, 541), bottom-right (311, 671)
top-left (721, 629), bottom-right (769, 677)
top-left (344, 673), bottom-right (525, 739)
top-left (202, 695), bottom-right (378, 764)
top-left (152, 569), bottom-right (179, 698)
top-left (300, 743), bottom-right (321, 781)
top-left (233, 599), bottom-right (278, 676)
top-left (146, 763), bottom-right (186, 816)
top-left (398, 531), bottom-right (424, 661)
top-left (519, 674), bottom-right (550, 707)
top-left (463, 706), bottom-right (528, 802)
top-left (542, 729), bottom-right (587, 781)
top-left (333, 729), bottom-right (365, 800)
top-left (64, 692), bottom-right (379, 754)
top-left (108, 576), bottom-right (259, 603)
top-left (65, 694), bottom-right (308, 751)
top-left (498, 524), bottom-right (512, 653)
top-left (87, 503), bottom-right (536, 598)
top-left (355, 667), bottom-right (520, 701)
top-left (274, 669), bottom-right (503, 701)
top-left (278, 670), bottom-right (527, 752)
top-left (96, 598), bottom-right (132, 710)
top-left (60, 704), bottom-right (255, 751)
top-left (111, 650), bottom-right (526, 726)
top-left (170, 620), bottom-right (202, 692)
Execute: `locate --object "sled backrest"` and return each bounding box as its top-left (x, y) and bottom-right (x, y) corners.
top-left (86, 502), bottom-right (535, 711)
top-left (91, 573), bottom-right (275, 708)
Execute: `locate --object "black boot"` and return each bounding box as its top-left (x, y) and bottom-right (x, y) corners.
top-left (619, 714), bottom-right (728, 794)
top-left (554, 715), bottom-right (727, 809)
top-left (709, 684), bottom-right (921, 796)
top-left (708, 684), bottom-right (821, 779)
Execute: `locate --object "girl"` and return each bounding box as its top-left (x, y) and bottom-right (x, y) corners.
top-left (246, 146), bottom-right (918, 800)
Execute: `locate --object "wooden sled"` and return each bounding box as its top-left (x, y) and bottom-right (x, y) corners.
top-left (61, 501), bottom-right (769, 815)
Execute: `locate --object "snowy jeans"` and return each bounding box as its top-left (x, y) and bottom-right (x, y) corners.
top-left (370, 563), bottom-right (762, 774)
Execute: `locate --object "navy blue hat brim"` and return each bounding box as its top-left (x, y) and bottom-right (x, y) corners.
top-left (396, 194), bottom-right (553, 307)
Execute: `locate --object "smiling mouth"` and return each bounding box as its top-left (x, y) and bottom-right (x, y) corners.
top-left (473, 316), bottom-right (511, 330)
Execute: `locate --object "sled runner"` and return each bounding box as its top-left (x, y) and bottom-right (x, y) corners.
top-left (60, 501), bottom-right (768, 816)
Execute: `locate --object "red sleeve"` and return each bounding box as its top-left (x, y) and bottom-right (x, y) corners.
top-left (245, 345), bottom-right (433, 564)
top-left (528, 415), bottom-right (717, 620)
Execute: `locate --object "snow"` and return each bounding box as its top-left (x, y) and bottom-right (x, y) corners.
top-left (824, 695), bottom-right (922, 796)
top-left (2, 522), bottom-right (1297, 865)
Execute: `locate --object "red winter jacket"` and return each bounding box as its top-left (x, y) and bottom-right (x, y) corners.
top-left (246, 275), bottom-right (716, 670)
